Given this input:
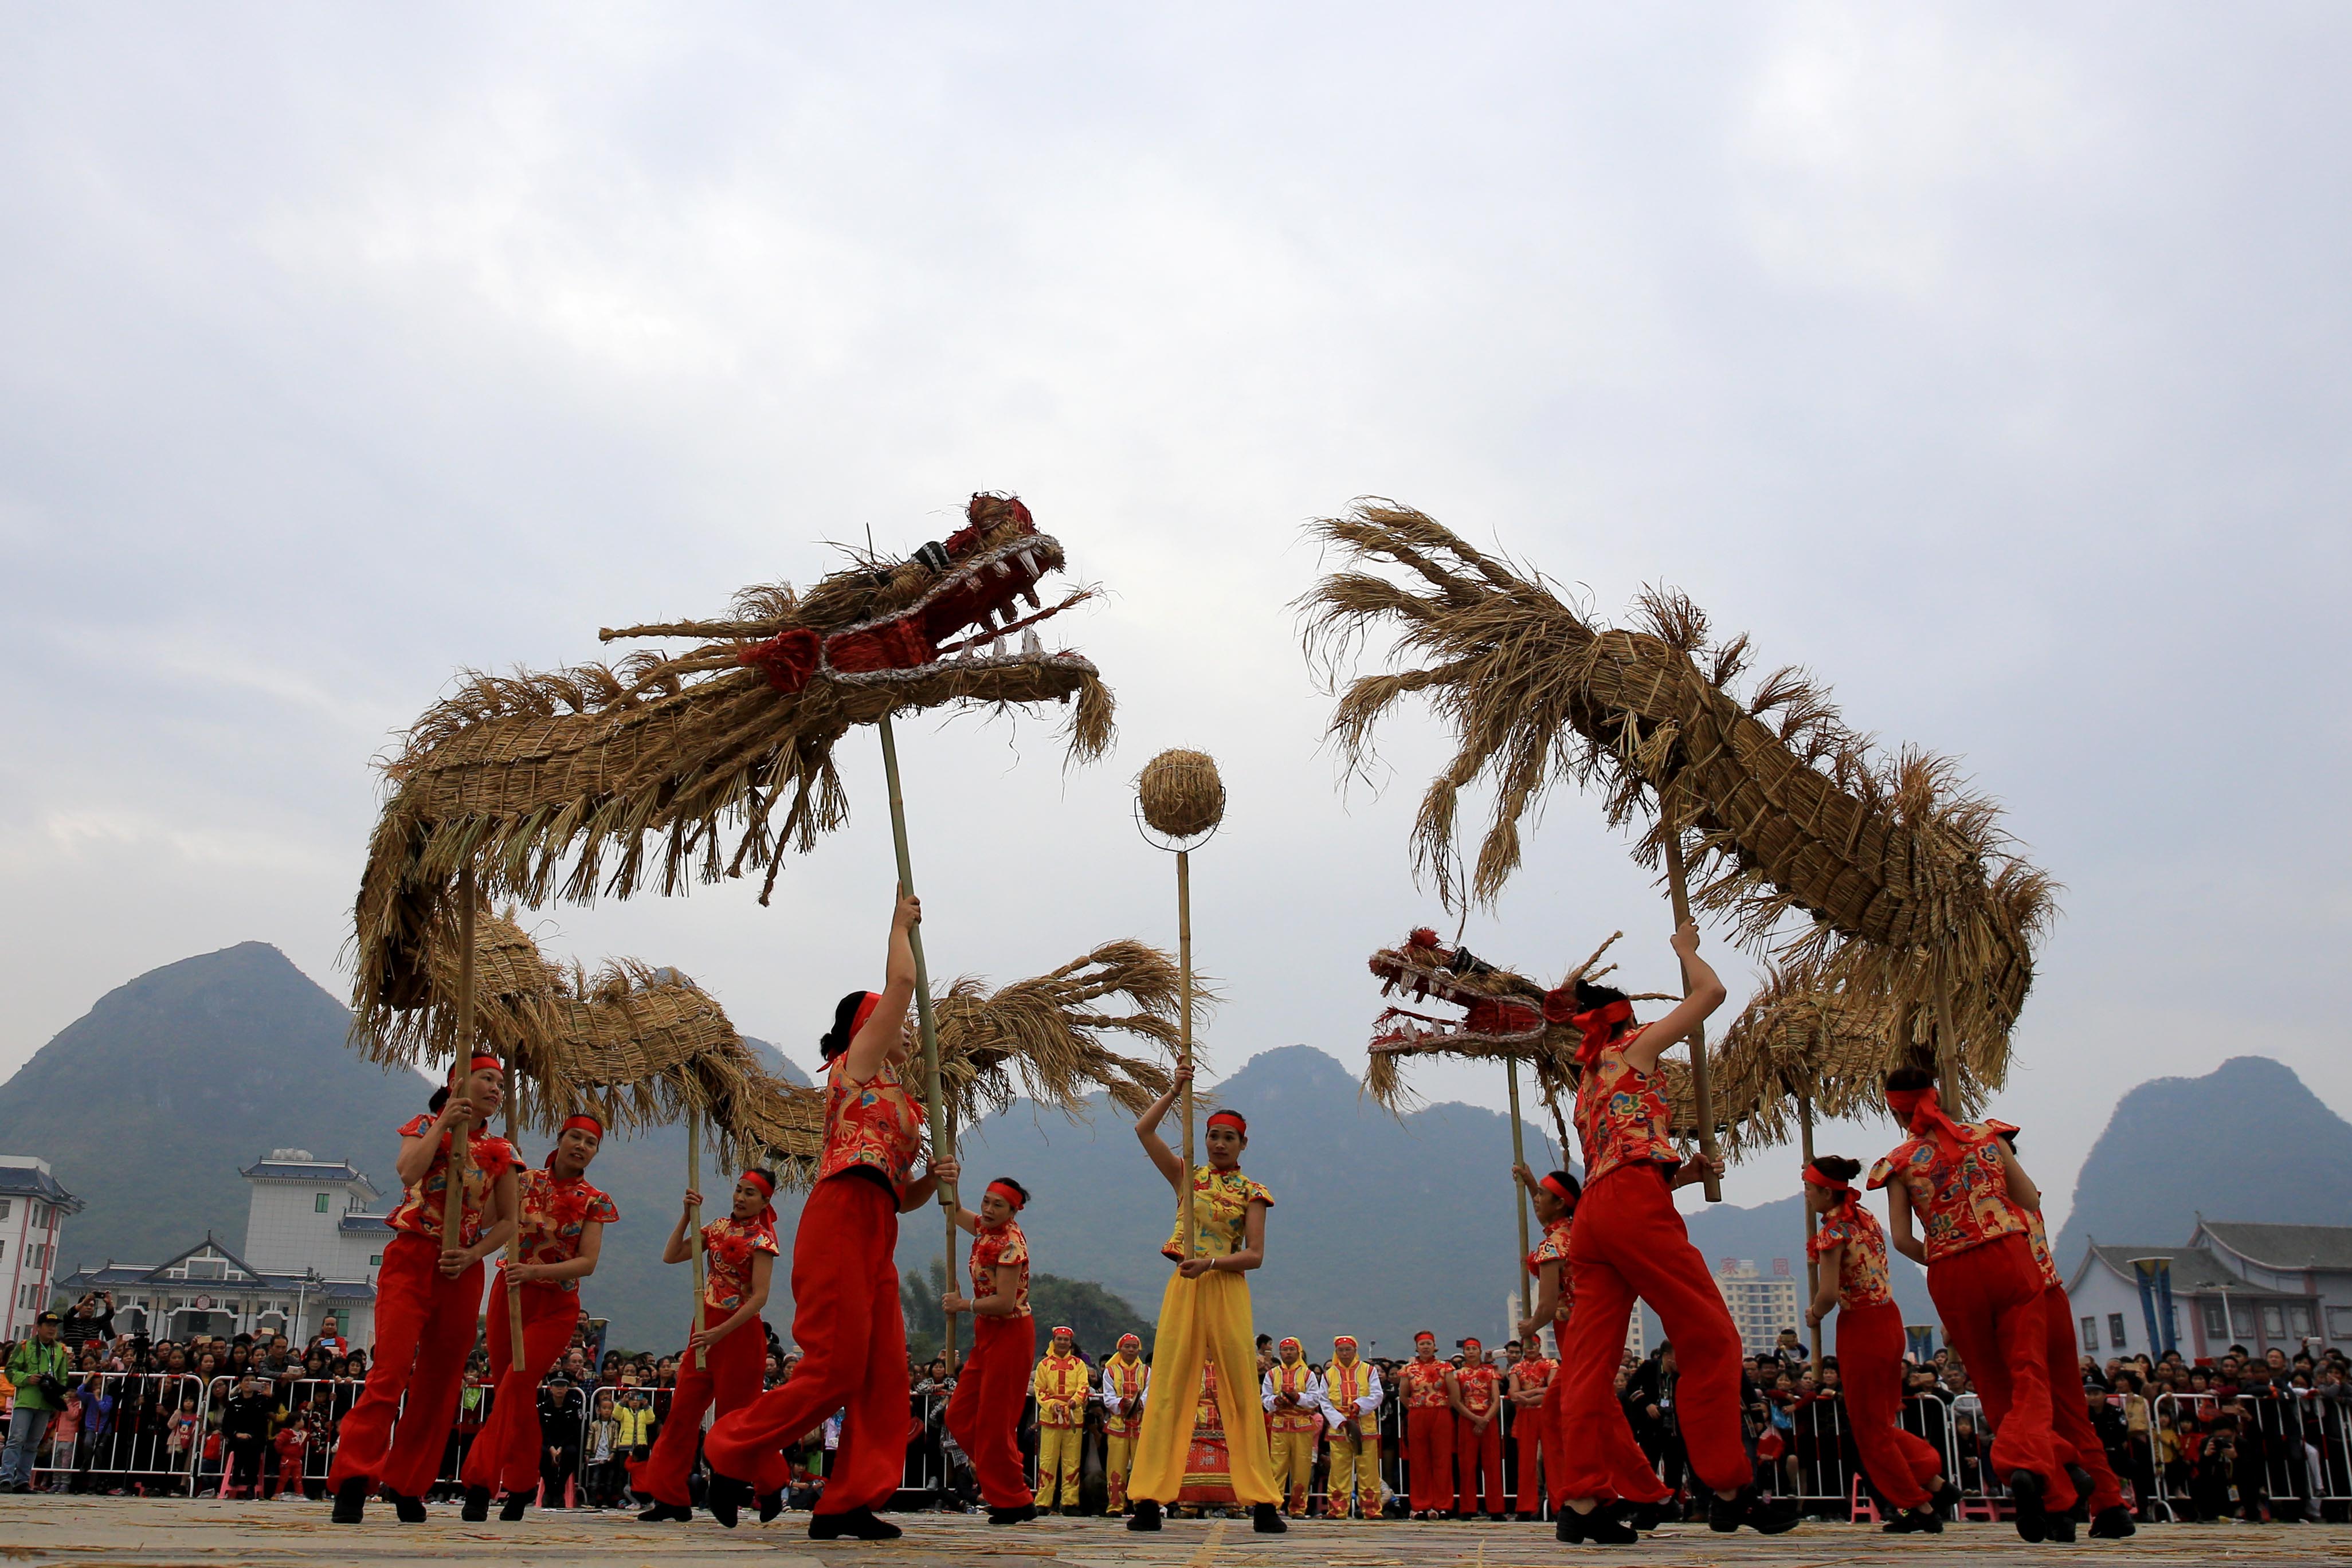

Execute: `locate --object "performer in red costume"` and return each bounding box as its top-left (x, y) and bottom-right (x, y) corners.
top-left (1512, 1165), bottom-right (1671, 1532)
top-left (940, 1176), bottom-right (1037, 1526)
top-left (1998, 1127), bottom-right (2137, 1540)
top-left (1871, 1068), bottom-right (2077, 1542)
top-left (1449, 1339), bottom-right (1505, 1519)
top-left (636, 1167), bottom-right (789, 1522)
top-left (461, 1113), bottom-right (618, 1522)
top-left (1397, 1332), bottom-right (1455, 1519)
top-left (1801, 1155), bottom-right (1950, 1535)
top-left (703, 890), bottom-right (958, 1540)
top-left (330, 1057), bottom-right (520, 1524)
top-left (1552, 922), bottom-right (1796, 1545)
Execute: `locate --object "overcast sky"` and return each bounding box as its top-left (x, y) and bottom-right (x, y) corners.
top-left (3, 5), bottom-right (2347, 1226)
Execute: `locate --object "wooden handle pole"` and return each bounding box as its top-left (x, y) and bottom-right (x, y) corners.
top-left (877, 715), bottom-right (957, 1272)
top-left (686, 1107), bottom-right (708, 1370)
top-left (503, 1065), bottom-right (526, 1365)
top-left (1799, 1088), bottom-right (1822, 1379)
top-left (440, 871), bottom-right (477, 1249)
top-left (1506, 1059), bottom-right (1533, 1322)
top-left (1177, 848), bottom-right (1197, 1259)
top-left (1660, 822), bottom-right (1723, 1203)
top-left (1931, 963), bottom-right (1962, 1111)
top-left (943, 1103), bottom-right (960, 1369)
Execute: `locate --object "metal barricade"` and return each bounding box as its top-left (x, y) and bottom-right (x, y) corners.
top-left (28, 1371), bottom-right (207, 1496)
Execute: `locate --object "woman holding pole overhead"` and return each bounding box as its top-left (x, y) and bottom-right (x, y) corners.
top-left (635, 1167), bottom-right (783, 1524)
top-left (704, 891), bottom-right (958, 1540)
top-left (1801, 1155), bottom-right (1950, 1535)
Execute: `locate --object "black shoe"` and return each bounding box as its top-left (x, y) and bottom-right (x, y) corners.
top-left (1932, 1480), bottom-right (1962, 1518)
top-left (2065, 1464), bottom-right (2095, 1522)
top-left (381, 1489), bottom-right (428, 1524)
top-left (2047, 1511), bottom-right (2078, 1543)
top-left (2089, 1504), bottom-right (2137, 1539)
top-left (758, 1489), bottom-right (786, 1523)
top-left (705, 1471), bottom-right (748, 1530)
top-left (460, 1484), bottom-right (491, 1522)
top-left (330, 1478), bottom-right (368, 1524)
top-left (499, 1492), bottom-right (528, 1522)
top-left (1555, 1505), bottom-right (1638, 1545)
top-left (1252, 1502), bottom-right (1287, 1534)
top-left (1620, 1500), bottom-right (1672, 1532)
top-left (808, 1505), bottom-right (901, 1540)
top-left (1127, 1499), bottom-right (1163, 1531)
top-left (1884, 1506), bottom-right (1943, 1534)
top-left (1709, 1486), bottom-right (1799, 1535)
top-left (2008, 1469), bottom-right (2048, 1543)
top-left (987, 1504), bottom-right (1037, 1525)
top-left (636, 1500), bottom-right (692, 1522)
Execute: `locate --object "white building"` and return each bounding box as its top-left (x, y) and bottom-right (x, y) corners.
top-left (2065, 1220), bottom-right (2352, 1363)
top-left (53, 1150), bottom-right (386, 1346)
top-left (1712, 1257), bottom-right (1801, 1359)
top-left (0, 1157), bottom-right (83, 1339)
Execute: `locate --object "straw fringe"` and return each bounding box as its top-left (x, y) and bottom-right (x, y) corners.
top-left (1299, 501), bottom-right (2057, 1091)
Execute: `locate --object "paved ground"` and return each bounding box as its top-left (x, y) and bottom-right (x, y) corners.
top-left (3, 1498), bottom-right (2350, 1566)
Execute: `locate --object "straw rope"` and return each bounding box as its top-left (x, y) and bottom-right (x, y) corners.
top-left (1299, 501), bottom-right (2056, 1089)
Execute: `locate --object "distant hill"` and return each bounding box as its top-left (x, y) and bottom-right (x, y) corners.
top-left (2050, 1055), bottom-right (2352, 1273)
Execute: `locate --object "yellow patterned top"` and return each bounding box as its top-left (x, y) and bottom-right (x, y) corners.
top-left (1161, 1165), bottom-right (1273, 1261)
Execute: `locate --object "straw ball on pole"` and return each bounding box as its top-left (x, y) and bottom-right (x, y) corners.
top-left (1138, 748), bottom-right (1226, 841)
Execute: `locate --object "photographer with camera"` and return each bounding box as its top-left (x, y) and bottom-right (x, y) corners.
top-left (61, 1294), bottom-right (113, 1358)
top-left (3, 1311), bottom-right (72, 1491)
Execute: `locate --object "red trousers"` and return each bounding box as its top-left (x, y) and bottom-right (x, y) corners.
top-left (1924, 1235), bottom-right (2076, 1512)
top-left (1559, 1165), bottom-right (1747, 1496)
top-left (329, 1232), bottom-right (484, 1497)
top-left (1454, 1412), bottom-right (1502, 1514)
top-left (1541, 1343), bottom-right (1668, 1509)
top-left (641, 1297), bottom-right (779, 1505)
top-left (1836, 1300), bottom-right (1945, 1510)
top-left (943, 1312), bottom-right (1034, 1509)
top-left (460, 1276), bottom-right (579, 1496)
top-left (1513, 1395), bottom-right (1546, 1515)
top-left (2040, 1283), bottom-right (2124, 1512)
top-left (1404, 1406), bottom-right (1453, 1512)
top-left (706, 1174), bottom-right (908, 1517)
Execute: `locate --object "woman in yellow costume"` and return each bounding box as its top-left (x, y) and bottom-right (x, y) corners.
top-left (1126, 1064), bottom-right (1284, 1534)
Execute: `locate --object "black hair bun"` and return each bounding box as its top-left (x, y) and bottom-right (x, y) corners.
top-left (1812, 1155), bottom-right (1864, 1182)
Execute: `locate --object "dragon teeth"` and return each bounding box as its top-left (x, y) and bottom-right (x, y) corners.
top-left (1020, 628), bottom-right (1041, 656)
top-left (1017, 548), bottom-right (1037, 577)
top-left (992, 560), bottom-right (1012, 578)
top-left (1020, 586), bottom-right (1040, 611)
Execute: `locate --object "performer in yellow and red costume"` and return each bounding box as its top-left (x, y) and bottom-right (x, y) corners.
top-left (1099, 1333), bottom-right (1149, 1515)
top-left (1031, 1326), bottom-right (1091, 1514)
top-left (330, 1056), bottom-right (519, 1524)
top-left (1553, 923), bottom-right (1797, 1544)
top-left (1260, 1338), bottom-right (1322, 1517)
top-left (461, 1112), bottom-right (617, 1522)
top-left (941, 1176), bottom-right (1037, 1523)
top-left (1871, 1071), bottom-right (2077, 1542)
top-left (1318, 1335), bottom-right (1382, 1520)
top-left (705, 891), bottom-right (959, 1541)
top-left (1123, 1068), bottom-right (1284, 1535)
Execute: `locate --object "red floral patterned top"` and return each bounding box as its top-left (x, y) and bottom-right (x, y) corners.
top-left (1868, 1118), bottom-right (2025, 1264)
top-left (701, 1213), bottom-right (779, 1311)
top-left (817, 1055), bottom-right (926, 1193)
top-left (504, 1169), bottom-right (619, 1292)
top-left (1526, 1215), bottom-right (1575, 1322)
top-left (1574, 1027), bottom-right (1680, 1185)
top-left (968, 1220), bottom-right (1031, 1318)
top-left (1399, 1359), bottom-right (1453, 1410)
top-left (1456, 1362), bottom-right (1500, 1416)
top-left (387, 1116), bottom-right (521, 1250)
top-left (2021, 1207), bottom-right (2063, 1291)
top-left (1514, 1355), bottom-right (1555, 1391)
top-left (1809, 1200), bottom-right (1895, 1311)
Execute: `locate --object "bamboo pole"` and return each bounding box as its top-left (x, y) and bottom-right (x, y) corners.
top-left (1506, 1059), bottom-right (1533, 1321)
top-left (686, 1107), bottom-right (707, 1370)
top-left (440, 871), bottom-right (477, 1248)
top-left (1930, 962), bottom-right (1961, 1110)
top-left (502, 1065), bottom-right (526, 1366)
top-left (1177, 847), bottom-right (1197, 1259)
top-left (943, 1103), bottom-right (961, 1369)
top-left (877, 714), bottom-right (957, 1260)
top-left (1799, 1087), bottom-right (1822, 1380)
top-left (1660, 818), bottom-right (1723, 1203)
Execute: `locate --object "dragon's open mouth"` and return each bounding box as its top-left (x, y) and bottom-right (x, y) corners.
top-left (739, 496), bottom-right (1096, 694)
top-left (1367, 928), bottom-right (1546, 1051)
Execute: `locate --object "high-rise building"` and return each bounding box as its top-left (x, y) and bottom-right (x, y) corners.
top-left (0, 1157), bottom-right (82, 1338)
top-left (1712, 1257), bottom-right (1801, 1359)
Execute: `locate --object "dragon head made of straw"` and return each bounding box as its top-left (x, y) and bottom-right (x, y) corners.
top-left (1299, 500), bottom-right (2056, 1090)
top-left (355, 492), bottom-right (1114, 1019)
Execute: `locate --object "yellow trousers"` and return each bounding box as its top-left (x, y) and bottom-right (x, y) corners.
top-left (1127, 1269), bottom-right (1279, 1506)
top-left (1103, 1430), bottom-right (1138, 1512)
top-left (1270, 1427), bottom-right (1318, 1515)
top-left (1035, 1424), bottom-right (1083, 1508)
top-left (1326, 1426), bottom-right (1383, 1518)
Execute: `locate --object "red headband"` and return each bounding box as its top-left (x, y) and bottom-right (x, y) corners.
top-left (1571, 999), bottom-right (1633, 1065)
top-left (985, 1180), bottom-right (1026, 1213)
top-left (1414, 1331), bottom-right (1436, 1346)
top-left (1118, 1334), bottom-right (1140, 1349)
top-left (1540, 1173), bottom-right (1578, 1208)
top-left (468, 1055), bottom-right (503, 1076)
top-left (1885, 1084), bottom-right (1970, 1161)
top-left (544, 1114), bottom-right (606, 1169)
top-left (1801, 1162), bottom-right (1849, 1194)
top-left (1462, 1337), bottom-right (1481, 1351)
top-left (1333, 1335), bottom-right (1358, 1350)
top-left (1278, 1337), bottom-right (1301, 1352)
top-left (850, 991), bottom-right (881, 1041)
top-left (1206, 1110), bottom-right (1246, 1136)
top-left (1050, 1325), bottom-right (1074, 1339)
top-left (738, 1169), bottom-right (778, 1246)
